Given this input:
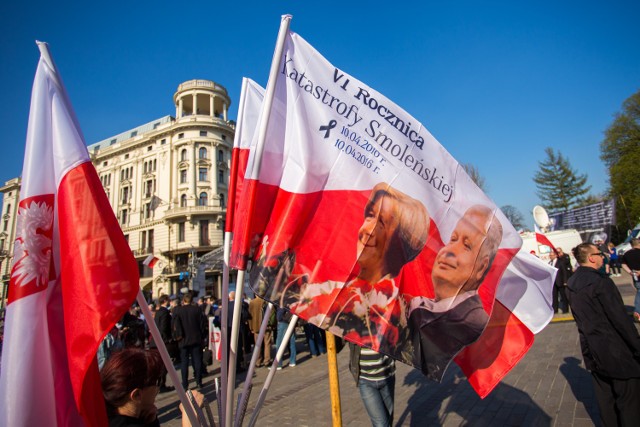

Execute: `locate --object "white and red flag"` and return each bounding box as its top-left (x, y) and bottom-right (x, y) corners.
top-left (225, 78), bottom-right (265, 233)
top-left (535, 224), bottom-right (558, 253)
top-left (0, 42), bottom-right (139, 426)
top-left (230, 18), bottom-right (554, 397)
top-left (143, 254), bottom-right (159, 268)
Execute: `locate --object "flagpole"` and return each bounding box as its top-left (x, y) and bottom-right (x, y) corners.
top-left (219, 230), bottom-right (232, 425)
top-left (325, 332), bottom-right (343, 427)
top-left (234, 302), bottom-right (274, 426)
top-left (135, 291), bottom-right (203, 427)
top-left (224, 14), bottom-right (292, 427)
top-left (247, 315), bottom-right (298, 427)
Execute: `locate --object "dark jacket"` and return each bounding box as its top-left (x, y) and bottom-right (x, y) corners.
top-left (409, 294), bottom-right (489, 382)
top-left (566, 266), bottom-right (640, 379)
top-left (154, 306), bottom-right (172, 343)
top-left (172, 303), bottom-right (206, 348)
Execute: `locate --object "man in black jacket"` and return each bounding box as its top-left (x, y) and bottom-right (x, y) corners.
top-left (152, 294), bottom-right (174, 392)
top-left (173, 292), bottom-right (207, 390)
top-left (566, 243), bottom-right (640, 426)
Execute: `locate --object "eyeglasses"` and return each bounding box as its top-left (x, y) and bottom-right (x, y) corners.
top-left (589, 252), bottom-right (605, 258)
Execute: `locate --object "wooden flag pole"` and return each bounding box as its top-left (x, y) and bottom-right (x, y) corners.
top-left (325, 332), bottom-right (342, 427)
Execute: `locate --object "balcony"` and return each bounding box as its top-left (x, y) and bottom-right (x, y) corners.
top-left (133, 247), bottom-right (154, 257)
top-left (163, 205), bottom-right (225, 221)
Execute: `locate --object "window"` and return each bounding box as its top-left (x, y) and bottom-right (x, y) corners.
top-left (148, 229), bottom-right (154, 252)
top-left (198, 192), bottom-right (208, 206)
top-left (153, 122), bottom-right (160, 129)
top-left (121, 187), bottom-right (130, 204)
top-left (219, 193), bottom-right (225, 208)
top-left (161, 139), bottom-right (166, 145)
top-left (144, 202), bottom-right (151, 219)
top-left (103, 161), bottom-right (108, 167)
top-left (199, 147), bottom-right (208, 159)
top-left (217, 150), bottom-right (224, 162)
top-left (6, 204), bottom-right (11, 214)
top-left (121, 209), bottom-right (128, 225)
top-left (218, 169), bottom-right (224, 184)
top-left (124, 154), bottom-right (129, 160)
top-left (3, 220), bottom-right (7, 232)
top-left (141, 230), bottom-right (146, 249)
top-left (178, 133), bottom-right (184, 139)
top-left (200, 130), bottom-right (207, 137)
top-left (123, 234), bottom-right (129, 243)
top-left (181, 149), bottom-right (187, 161)
top-left (110, 138), bottom-right (117, 145)
top-left (199, 220), bottom-right (209, 246)
top-left (130, 131), bottom-right (137, 138)
top-left (199, 167), bottom-right (208, 182)
top-left (178, 222), bottom-right (185, 242)
top-left (180, 169), bottom-right (187, 184)
top-left (180, 194), bottom-right (187, 207)
top-left (147, 146), bottom-right (153, 152)
top-left (144, 180), bottom-right (154, 198)
top-left (222, 135), bottom-right (226, 141)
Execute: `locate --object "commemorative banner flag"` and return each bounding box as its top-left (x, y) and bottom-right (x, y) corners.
top-left (231, 18), bottom-right (553, 396)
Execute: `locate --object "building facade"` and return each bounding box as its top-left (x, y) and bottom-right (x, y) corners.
top-left (0, 79), bottom-right (236, 307)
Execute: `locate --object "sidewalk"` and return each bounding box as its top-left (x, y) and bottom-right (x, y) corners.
top-left (156, 274), bottom-right (638, 426)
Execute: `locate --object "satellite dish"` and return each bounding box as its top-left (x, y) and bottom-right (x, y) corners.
top-left (533, 205), bottom-right (550, 231)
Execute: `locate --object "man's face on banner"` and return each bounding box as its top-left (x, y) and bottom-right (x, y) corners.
top-left (356, 196), bottom-right (399, 282)
top-left (432, 210), bottom-right (489, 300)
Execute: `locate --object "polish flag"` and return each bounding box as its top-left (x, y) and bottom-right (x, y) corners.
top-left (230, 18), bottom-right (554, 396)
top-left (225, 78), bottom-right (265, 233)
top-left (0, 42), bottom-right (139, 426)
top-left (143, 254), bottom-right (159, 268)
top-left (535, 224), bottom-right (558, 253)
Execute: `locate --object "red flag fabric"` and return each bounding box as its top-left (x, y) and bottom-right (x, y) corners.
top-left (535, 224), bottom-right (558, 253)
top-left (144, 254), bottom-right (159, 268)
top-left (230, 22), bottom-right (554, 396)
top-left (0, 42), bottom-right (139, 426)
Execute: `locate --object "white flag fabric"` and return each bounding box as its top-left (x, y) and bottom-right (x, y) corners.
top-left (0, 42), bottom-right (139, 426)
top-left (229, 23), bottom-right (553, 397)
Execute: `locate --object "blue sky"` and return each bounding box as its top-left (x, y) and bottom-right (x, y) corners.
top-left (1, 1), bottom-right (638, 227)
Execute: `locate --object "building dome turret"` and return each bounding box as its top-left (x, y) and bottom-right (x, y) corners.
top-left (173, 79), bottom-right (231, 121)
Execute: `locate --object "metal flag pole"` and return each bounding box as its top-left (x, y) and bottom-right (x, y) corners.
top-left (234, 302), bottom-right (274, 426)
top-left (247, 314), bottom-right (298, 427)
top-left (223, 13), bottom-right (292, 427)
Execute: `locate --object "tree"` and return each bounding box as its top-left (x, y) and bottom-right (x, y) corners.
top-left (533, 147), bottom-right (591, 212)
top-left (600, 89), bottom-right (640, 230)
top-left (462, 163), bottom-right (487, 193)
top-left (501, 205), bottom-right (526, 230)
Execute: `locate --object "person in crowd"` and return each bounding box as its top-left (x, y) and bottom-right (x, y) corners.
top-left (621, 238), bottom-right (640, 321)
top-left (150, 294), bottom-right (174, 392)
top-left (556, 247), bottom-right (574, 274)
top-left (349, 342), bottom-right (395, 427)
top-left (172, 292), bottom-right (207, 389)
top-left (409, 204), bottom-right (502, 381)
top-left (303, 321), bottom-right (326, 357)
top-left (275, 307), bottom-right (297, 369)
top-left (608, 242), bottom-right (621, 277)
top-left (549, 250), bottom-right (570, 314)
top-left (101, 347), bottom-right (164, 427)
top-left (566, 243), bottom-right (640, 426)
top-left (97, 325), bottom-right (123, 371)
top-left (248, 295), bottom-right (273, 367)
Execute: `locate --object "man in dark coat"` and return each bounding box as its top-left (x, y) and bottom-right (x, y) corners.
top-left (549, 251), bottom-right (569, 314)
top-left (566, 243), bottom-right (640, 426)
top-left (151, 294), bottom-right (174, 391)
top-left (172, 292), bottom-right (207, 389)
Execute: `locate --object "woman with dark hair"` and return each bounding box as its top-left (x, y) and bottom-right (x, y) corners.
top-left (101, 347), bottom-right (165, 427)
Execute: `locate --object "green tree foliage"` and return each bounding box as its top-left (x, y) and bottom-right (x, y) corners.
top-left (501, 205), bottom-right (526, 230)
top-left (600, 90), bottom-right (640, 229)
top-left (533, 147), bottom-right (591, 212)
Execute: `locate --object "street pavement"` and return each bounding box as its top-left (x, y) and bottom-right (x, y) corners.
top-left (156, 275), bottom-right (639, 427)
